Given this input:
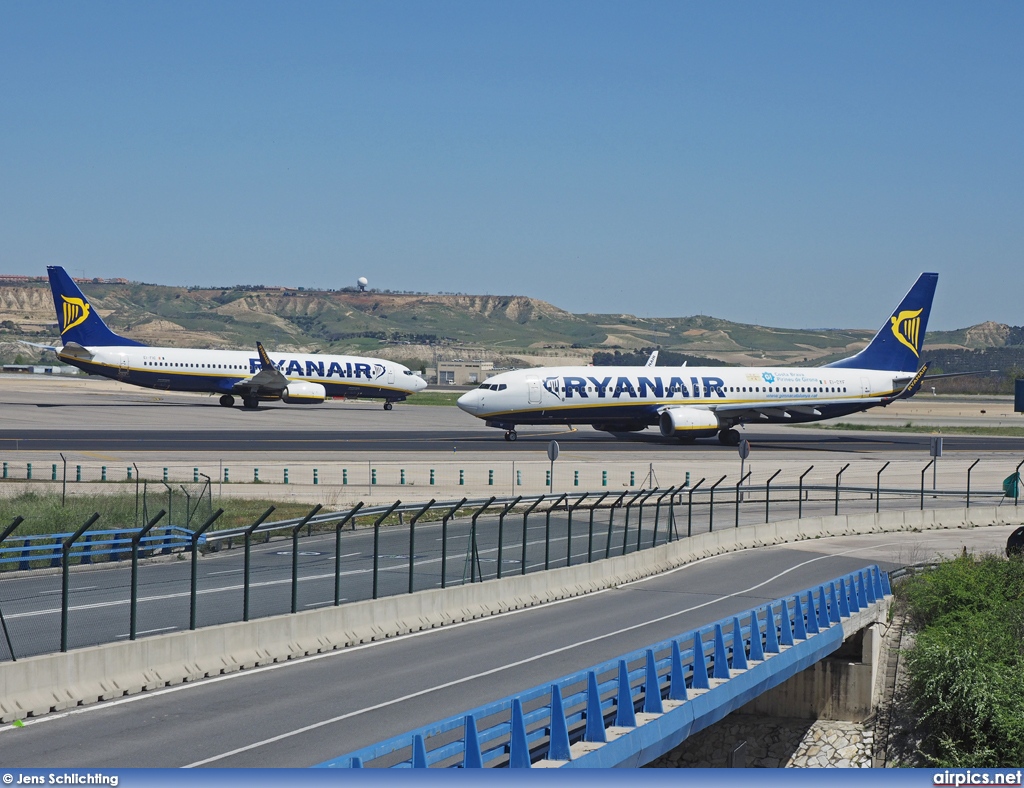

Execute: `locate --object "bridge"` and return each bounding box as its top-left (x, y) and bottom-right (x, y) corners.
top-left (321, 566), bottom-right (890, 768)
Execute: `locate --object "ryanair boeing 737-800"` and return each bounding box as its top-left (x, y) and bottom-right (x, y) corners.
top-left (457, 273), bottom-right (938, 444)
top-left (42, 266), bottom-right (426, 408)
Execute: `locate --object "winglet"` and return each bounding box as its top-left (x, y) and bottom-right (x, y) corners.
top-left (890, 363), bottom-right (929, 402)
top-left (256, 342), bottom-right (274, 370)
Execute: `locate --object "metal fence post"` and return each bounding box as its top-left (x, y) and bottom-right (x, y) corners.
top-left (496, 496), bottom-right (522, 579)
top-left (708, 475), bottom-right (727, 533)
top-left (0, 517), bottom-right (25, 660)
top-left (687, 478), bottom-right (706, 537)
top-left (875, 461), bottom-right (890, 513)
top-left (605, 491), bottom-right (628, 559)
top-left (333, 502), bottom-right (364, 606)
top-left (651, 486), bottom-right (677, 547)
top-left (407, 499), bottom-right (436, 594)
top-left (61, 513), bottom-right (100, 652)
top-left (442, 498), bottom-right (467, 587)
top-left (545, 493), bottom-right (568, 569)
top-left (243, 507), bottom-right (276, 622)
top-left (966, 459), bottom-right (979, 508)
top-left (130, 509), bottom-right (167, 641)
top-left (635, 489), bottom-right (658, 552)
top-left (621, 490), bottom-right (645, 555)
top-left (567, 493), bottom-right (588, 567)
top-left (586, 492), bottom-right (610, 562)
top-left (290, 505), bottom-right (324, 614)
top-left (468, 497), bottom-right (496, 582)
top-left (1015, 459), bottom-right (1024, 506)
top-left (835, 464), bottom-right (849, 516)
top-left (735, 473), bottom-right (751, 528)
top-left (764, 470), bottom-right (781, 523)
top-left (798, 465), bottom-right (814, 519)
top-left (920, 460), bottom-right (934, 510)
top-left (190, 508), bottom-right (225, 630)
top-left (372, 501), bottom-right (402, 599)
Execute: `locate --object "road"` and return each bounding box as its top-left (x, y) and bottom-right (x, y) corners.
top-left (0, 525), bottom-right (1014, 767)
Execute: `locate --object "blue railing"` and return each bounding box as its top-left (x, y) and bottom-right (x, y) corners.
top-left (318, 565), bottom-right (891, 769)
top-left (0, 526), bottom-right (198, 569)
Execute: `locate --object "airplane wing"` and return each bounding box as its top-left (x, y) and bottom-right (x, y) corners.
top-left (55, 342), bottom-right (95, 361)
top-left (18, 340), bottom-right (61, 352)
top-left (231, 342), bottom-right (290, 396)
top-left (702, 396), bottom-right (892, 422)
top-left (695, 364), bottom-right (930, 421)
top-left (645, 350), bottom-right (658, 368)
top-left (922, 369), bottom-right (999, 380)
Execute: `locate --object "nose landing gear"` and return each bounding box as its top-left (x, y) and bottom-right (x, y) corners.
top-left (504, 430), bottom-right (517, 442)
top-left (383, 402), bottom-right (394, 410)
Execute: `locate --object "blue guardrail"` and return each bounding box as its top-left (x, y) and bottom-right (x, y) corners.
top-left (317, 564), bottom-right (891, 769)
top-left (0, 526), bottom-right (199, 570)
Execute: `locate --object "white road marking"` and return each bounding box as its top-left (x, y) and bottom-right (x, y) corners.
top-left (115, 626), bottom-right (177, 639)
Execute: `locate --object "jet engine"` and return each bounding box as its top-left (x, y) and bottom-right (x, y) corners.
top-left (658, 407), bottom-right (720, 439)
top-left (282, 381), bottom-right (327, 404)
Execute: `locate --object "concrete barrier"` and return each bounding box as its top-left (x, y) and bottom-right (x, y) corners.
top-left (0, 506), bottom-right (1018, 722)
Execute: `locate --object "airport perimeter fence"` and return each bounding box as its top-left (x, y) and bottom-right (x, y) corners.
top-left (0, 452), bottom-right (1021, 661)
top-left (2, 455), bottom-right (1023, 513)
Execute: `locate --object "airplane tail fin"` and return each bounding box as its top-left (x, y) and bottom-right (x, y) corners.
top-left (47, 266), bottom-right (145, 348)
top-left (826, 272), bottom-right (938, 372)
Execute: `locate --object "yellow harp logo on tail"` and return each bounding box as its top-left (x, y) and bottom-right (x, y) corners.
top-left (890, 308), bottom-right (923, 357)
top-left (60, 296), bottom-right (91, 335)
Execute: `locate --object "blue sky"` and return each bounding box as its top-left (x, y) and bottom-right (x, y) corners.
top-left (2, 2), bottom-right (1021, 329)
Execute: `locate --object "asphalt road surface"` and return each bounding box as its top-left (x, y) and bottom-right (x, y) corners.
top-left (0, 525), bottom-right (1015, 768)
top-left (2, 378), bottom-right (1023, 454)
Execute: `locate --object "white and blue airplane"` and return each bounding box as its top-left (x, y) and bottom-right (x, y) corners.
top-left (458, 273), bottom-right (939, 444)
top-left (42, 266), bottom-right (427, 409)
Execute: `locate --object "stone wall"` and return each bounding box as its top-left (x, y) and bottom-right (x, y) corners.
top-left (648, 714), bottom-right (873, 768)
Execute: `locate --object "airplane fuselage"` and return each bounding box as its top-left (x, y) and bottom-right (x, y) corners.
top-left (59, 345), bottom-right (425, 401)
top-left (457, 365), bottom-right (909, 431)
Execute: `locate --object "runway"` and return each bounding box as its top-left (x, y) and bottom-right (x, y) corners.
top-left (1, 377), bottom-right (1022, 453)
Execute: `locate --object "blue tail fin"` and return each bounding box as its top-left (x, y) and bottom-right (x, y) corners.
top-left (826, 273), bottom-right (938, 372)
top-left (47, 266), bottom-right (145, 348)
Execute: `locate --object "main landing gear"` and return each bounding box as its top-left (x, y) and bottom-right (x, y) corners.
top-left (383, 402), bottom-right (394, 411)
top-left (219, 394), bottom-right (235, 408)
top-left (718, 428), bottom-right (741, 446)
top-left (242, 396), bottom-right (259, 410)
top-left (504, 430), bottom-right (518, 442)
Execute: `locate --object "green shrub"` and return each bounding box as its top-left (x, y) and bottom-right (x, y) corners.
top-left (898, 554), bottom-right (1024, 766)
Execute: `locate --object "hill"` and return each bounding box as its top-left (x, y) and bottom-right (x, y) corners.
top-left (0, 279), bottom-right (1020, 388)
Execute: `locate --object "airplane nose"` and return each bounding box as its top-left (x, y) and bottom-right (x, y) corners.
top-left (415, 375), bottom-right (427, 392)
top-left (457, 390), bottom-right (480, 413)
